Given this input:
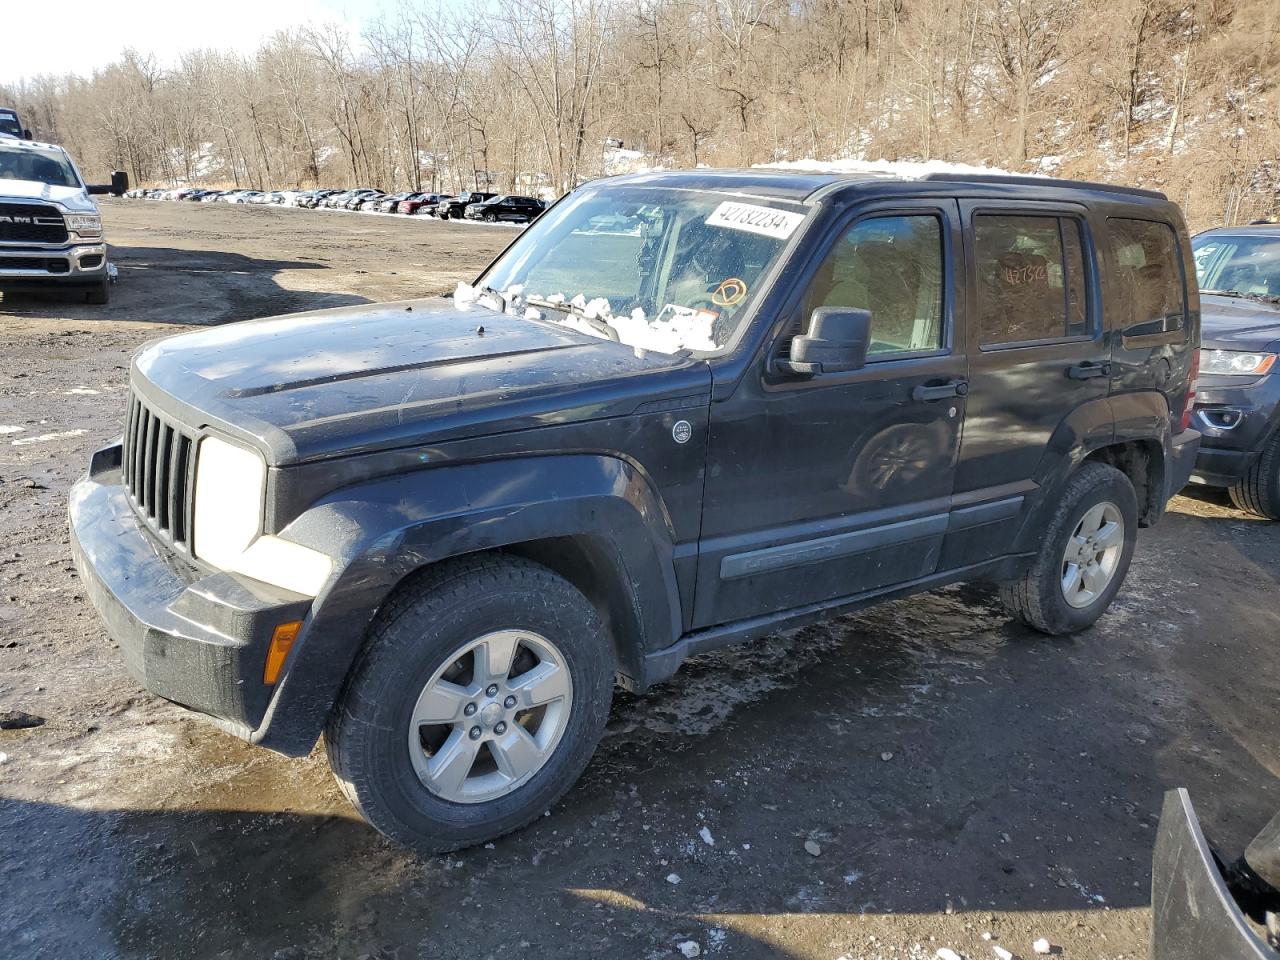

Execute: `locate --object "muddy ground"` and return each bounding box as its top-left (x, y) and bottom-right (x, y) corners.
top-left (1, 198), bottom-right (1277, 960)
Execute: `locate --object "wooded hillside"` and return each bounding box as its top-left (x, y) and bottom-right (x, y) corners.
top-left (3, 0), bottom-right (1277, 228)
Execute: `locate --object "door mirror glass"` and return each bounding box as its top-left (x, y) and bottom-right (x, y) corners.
top-left (780, 307), bottom-right (871, 376)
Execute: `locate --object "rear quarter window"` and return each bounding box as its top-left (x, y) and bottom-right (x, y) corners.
top-left (1107, 218), bottom-right (1188, 339)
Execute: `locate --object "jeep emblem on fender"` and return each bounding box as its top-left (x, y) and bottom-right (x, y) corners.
top-left (672, 420), bottom-right (692, 444)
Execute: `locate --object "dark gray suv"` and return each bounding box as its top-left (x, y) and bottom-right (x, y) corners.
top-left (70, 169), bottom-right (1200, 853)
top-left (1187, 223), bottom-right (1280, 517)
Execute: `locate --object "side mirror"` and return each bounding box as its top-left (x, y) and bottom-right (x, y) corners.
top-left (22, 129), bottom-right (32, 140)
top-left (88, 171), bottom-right (129, 196)
top-left (776, 307), bottom-right (871, 376)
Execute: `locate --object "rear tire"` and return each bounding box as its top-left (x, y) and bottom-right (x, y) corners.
top-left (998, 462), bottom-right (1138, 635)
top-left (1228, 433), bottom-right (1280, 519)
top-left (325, 555), bottom-right (614, 854)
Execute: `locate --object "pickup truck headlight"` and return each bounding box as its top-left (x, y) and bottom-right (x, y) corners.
top-left (192, 436), bottom-right (331, 596)
top-left (65, 214), bottom-right (102, 236)
top-left (1200, 349), bottom-right (1277, 377)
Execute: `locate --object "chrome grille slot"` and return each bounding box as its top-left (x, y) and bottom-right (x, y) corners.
top-left (121, 391), bottom-right (195, 549)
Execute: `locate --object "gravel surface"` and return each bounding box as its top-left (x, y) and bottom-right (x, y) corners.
top-left (1, 198), bottom-right (1277, 960)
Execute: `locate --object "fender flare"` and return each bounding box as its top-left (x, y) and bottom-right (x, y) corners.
top-left (254, 454), bottom-right (683, 755)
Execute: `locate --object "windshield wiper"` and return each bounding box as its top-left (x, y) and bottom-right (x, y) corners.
top-left (1202, 288), bottom-right (1280, 305)
top-left (524, 295), bottom-right (620, 341)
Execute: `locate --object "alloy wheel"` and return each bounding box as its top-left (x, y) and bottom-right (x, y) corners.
top-left (407, 630), bottom-right (573, 803)
top-left (1060, 501), bottom-right (1124, 608)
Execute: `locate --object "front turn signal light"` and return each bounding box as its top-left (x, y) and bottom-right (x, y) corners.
top-left (264, 620), bottom-right (303, 685)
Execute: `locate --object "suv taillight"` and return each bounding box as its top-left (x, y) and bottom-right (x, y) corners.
top-left (1180, 348), bottom-right (1200, 433)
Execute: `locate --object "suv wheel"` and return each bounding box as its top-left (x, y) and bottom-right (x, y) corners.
top-left (998, 462), bottom-right (1138, 635)
top-left (1228, 432), bottom-right (1280, 519)
top-left (325, 555), bottom-right (614, 853)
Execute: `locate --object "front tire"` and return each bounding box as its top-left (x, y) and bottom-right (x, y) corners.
top-left (84, 274), bottom-right (110, 305)
top-left (999, 462), bottom-right (1138, 635)
top-left (325, 555), bottom-right (614, 853)
top-left (1228, 432), bottom-right (1280, 519)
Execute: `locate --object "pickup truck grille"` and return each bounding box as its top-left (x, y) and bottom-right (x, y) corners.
top-left (0, 202), bottom-right (67, 243)
top-left (122, 392), bottom-right (196, 548)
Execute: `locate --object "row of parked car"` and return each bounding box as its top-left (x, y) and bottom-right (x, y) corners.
top-left (124, 186), bottom-right (548, 223)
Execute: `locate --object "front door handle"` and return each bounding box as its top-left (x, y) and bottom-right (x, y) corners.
top-left (911, 379), bottom-right (969, 402)
top-left (1067, 361), bottom-right (1111, 380)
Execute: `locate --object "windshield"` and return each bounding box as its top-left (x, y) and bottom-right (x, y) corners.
top-left (470, 186), bottom-right (807, 354)
top-left (0, 145), bottom-right (80, 187)
top-left (0, 113), bottom-right (20, 137)
top-left (1193, 233), bottom-right (1280, 300)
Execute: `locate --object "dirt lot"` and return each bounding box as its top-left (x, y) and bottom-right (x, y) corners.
top-left (1, 198), bottom-right (1278, 960)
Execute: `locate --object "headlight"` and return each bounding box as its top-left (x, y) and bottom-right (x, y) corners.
top-left (192, 436), bottom-right (331, 596)
top-left (65, 214), bottom-right (102, 236)
top-left (1200, 349), bottom-right (1277, 376)
top-left (193, 437), bottom-right (266, 568)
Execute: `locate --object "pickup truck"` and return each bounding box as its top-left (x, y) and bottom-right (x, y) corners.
top-left (0, 138), bottom-right (127, 304)
top-left (70, 168), bottom-right (1199, 852)
top-left (0, 107), bottom-right (31, 140)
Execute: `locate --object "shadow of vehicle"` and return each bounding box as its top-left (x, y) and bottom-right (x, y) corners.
top-left (0, 246), bottom-right (370, 325)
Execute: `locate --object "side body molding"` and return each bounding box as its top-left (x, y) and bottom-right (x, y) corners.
top-left (255, 454), bottom-right (684, 755)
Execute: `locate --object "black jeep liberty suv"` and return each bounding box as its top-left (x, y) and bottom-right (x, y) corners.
top-left (70, 169), bottom-right (1201, 852)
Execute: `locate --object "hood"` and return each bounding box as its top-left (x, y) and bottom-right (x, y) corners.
top-left (0, 178), bottom-right (96, 214)
top-left (133, 298), bottom-right (709, 465)
top-left (1200, 294), bottom-right (1280, 352)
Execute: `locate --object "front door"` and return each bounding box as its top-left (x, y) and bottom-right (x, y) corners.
top-left (694, 202), bottom-right (968, 628)
top-left (945, 202), bottom-right (1110, 567)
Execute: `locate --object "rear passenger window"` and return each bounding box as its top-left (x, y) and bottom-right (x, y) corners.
top-left (975, 215), bottom-right (1090, 347)
top-left (1108, 218), bottom-right (1187, 337)
top-left (803, 215), bottom-right (945, 358)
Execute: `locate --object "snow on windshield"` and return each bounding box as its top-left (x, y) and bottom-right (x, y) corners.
top-left (455, 280), bottom-right (718, 354)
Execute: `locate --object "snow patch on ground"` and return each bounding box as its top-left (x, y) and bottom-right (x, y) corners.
top-left (11, 429), bottom-right (86, 446)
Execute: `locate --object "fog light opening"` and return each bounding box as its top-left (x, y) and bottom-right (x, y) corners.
top-left (264, 620), bottom-right (303, 685)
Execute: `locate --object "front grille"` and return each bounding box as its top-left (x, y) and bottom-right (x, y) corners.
top-left (122, 391), bottom-right (196, 549)
top-left (0, 202), bottom-right (68, 243)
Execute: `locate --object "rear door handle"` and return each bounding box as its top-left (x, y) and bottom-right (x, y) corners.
top-left (911, 379), bottom-right (969, 402)
top-left (1066, 362), bottom-right (1111, 380)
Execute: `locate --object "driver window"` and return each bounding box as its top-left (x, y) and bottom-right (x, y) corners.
top-left (803, 215), bottom-right (945, 357)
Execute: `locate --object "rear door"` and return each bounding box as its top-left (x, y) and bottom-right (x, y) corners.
top-left (945, 202), bottom-right (1109, 567)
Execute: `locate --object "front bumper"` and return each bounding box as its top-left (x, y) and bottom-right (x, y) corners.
top-left (1152, 789), bottom-right (1277, 960)
top-left (1190, 374), bottom-right (1280, 486)
top-left (69, 444), bottom-right (313, 742)
top-left (0, 242), bottom-right (107, 283)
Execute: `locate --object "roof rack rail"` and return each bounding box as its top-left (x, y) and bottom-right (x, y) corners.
top-left (918, 172), bottom-right (1167, 200)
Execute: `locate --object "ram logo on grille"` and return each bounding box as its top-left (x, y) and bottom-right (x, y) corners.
top-left (0, 203), bottom-right (68, 243)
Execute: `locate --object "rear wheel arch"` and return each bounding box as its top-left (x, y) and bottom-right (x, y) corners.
top-left (1083, 438), bottom-right (1165, 526)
